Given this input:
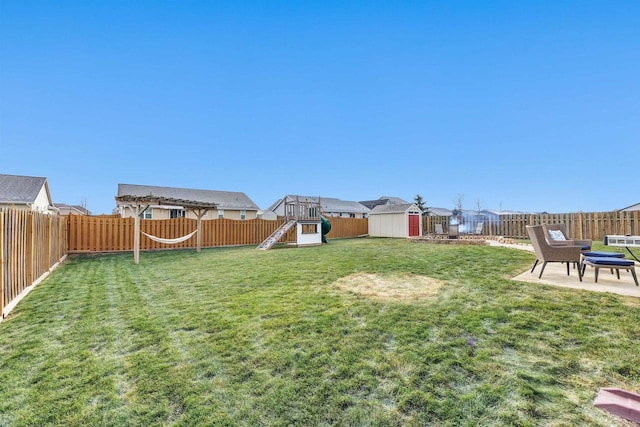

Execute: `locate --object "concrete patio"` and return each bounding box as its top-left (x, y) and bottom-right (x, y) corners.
top-left (486, 240), bottom-right (640, 298)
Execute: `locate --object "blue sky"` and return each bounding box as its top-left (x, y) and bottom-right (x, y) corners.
top-left (1, 1), bottom-right (638, 214)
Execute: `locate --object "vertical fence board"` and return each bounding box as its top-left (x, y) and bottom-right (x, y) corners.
top-left (0, 208), bottom-right (68, 315)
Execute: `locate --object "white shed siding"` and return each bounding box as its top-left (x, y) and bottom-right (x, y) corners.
top-left (369, 213), bottom-right (406, 238)
top-left (368, 203), bottom-right (422, 238)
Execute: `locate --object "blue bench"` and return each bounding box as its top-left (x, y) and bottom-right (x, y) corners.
top-left (582, 251), bottom-right (625, 258)
top-left (581, 256), bottom-right (638, 286)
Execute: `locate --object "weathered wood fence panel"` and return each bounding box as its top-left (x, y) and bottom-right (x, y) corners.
top-left (326, 217), bottom-right (369, 239)
top-left (424, 211), bottom-right (640, 240)
top-left (1, 208), bottom-right (68, 316)
top-left (67, 216), bottom-right (370, 253)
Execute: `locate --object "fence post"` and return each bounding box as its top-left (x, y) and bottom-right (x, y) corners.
top-left (577, 212), bottom-right (583, 239)
top-left (134, 213), bottom-right (140, 264)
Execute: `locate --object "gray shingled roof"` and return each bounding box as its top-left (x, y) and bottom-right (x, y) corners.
top-left (54, 203), bottom-right (91, 215)
top-left (359, 196), bottom-right (410, 210)
top-left (0, 174), bottom-right (48, 204)
top-left (370, 203), bottom-right (421, 215)
top-left (427, 207), bottom-right (453, 216)
top-left (117, 184), bottom-right (259, 211)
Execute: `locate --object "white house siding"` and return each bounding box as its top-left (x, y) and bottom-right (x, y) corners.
top-left (258, 210), bottom-right (278, 220)
top-left (120, 206), bottom-right (257, 220)
top-left (33, 186), bottom-right (53, 213)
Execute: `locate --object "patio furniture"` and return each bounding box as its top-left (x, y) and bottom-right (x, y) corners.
top-left (582, 251), bottom-right (625, 258)
top-left (581, 251), bottom-right (626, 275)
top-left (474, 222), bottom-right (484, 234)
top-left (526, 225), bottom-right (583, 281)
top-left (542, 223), bottom-right (592, 251)
top-left (581, 256), bottom-right (638, 286)
top-left (434, 223), bottom-right (446, 236)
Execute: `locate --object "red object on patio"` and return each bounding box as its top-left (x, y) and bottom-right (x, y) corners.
top-left (594, 387), bottom-right (640, 423)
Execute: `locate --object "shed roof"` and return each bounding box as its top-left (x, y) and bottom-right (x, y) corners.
top-left (0, 174), bottom-right (49, 204)
top-left (370, 203), bottom-right (421, 215)
top-left (359, 196), bottom-right (410, 210)
top-left (117, 183), bottom-right (259, 211)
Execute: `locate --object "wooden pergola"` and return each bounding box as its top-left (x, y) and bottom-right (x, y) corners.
top-left (115, 195), bottom-right (218, 264)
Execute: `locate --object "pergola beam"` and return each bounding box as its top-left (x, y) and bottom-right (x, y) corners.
top-left (115, 195), bottom-right (217, 264)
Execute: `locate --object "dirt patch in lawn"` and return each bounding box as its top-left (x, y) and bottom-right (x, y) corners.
top-left (331, 273), bottom-right (445, 301)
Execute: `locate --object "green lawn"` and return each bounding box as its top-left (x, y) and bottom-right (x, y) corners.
top-left (1, 238), bottom-right (639, 426)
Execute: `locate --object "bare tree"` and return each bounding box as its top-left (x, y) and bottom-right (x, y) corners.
top-left (453, 194), bottom-right (464, 212)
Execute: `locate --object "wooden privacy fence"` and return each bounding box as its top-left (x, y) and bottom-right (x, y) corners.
top-left (326, 216), bottom-right (369, 238)
top-left (1, 208), bottom-right (68, 316)
top-left (67, 216), bottom-right (369, 253)
top-left (424, 210), bottom-right (640, 240)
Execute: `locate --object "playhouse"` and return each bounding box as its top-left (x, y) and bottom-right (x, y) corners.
top-left (257, 196), bottom-right (327, 249)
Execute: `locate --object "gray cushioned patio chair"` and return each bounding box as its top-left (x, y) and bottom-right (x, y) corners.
top-left (542, 223), bottom-right (592, 250)
top-left (526, 225), bottom-right (583, 281)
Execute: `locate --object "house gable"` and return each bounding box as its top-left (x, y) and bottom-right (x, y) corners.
top-left (0, 174), bottom-right (54, 213)
top-left (620, 202), bottom-right (640, 212)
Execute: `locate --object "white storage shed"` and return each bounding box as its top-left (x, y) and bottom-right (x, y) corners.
top-left (368, 203), bottom-right (423, 238)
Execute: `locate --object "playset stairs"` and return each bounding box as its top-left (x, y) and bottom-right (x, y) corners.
top-left (257, 220), bottom-right (297, 250)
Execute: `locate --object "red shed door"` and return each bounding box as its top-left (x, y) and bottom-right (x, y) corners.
top-left (408, 214), bottom-right (420, 237)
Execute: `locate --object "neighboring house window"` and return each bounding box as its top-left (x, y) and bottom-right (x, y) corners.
top-left (350, 213), bottom-right (356, 218)
top-left (170, 209), bottom-right (185, 219)
top-left (240, 210), bottom-right (246, 220)
top-left (141, 208), bottom-right (152, 219)
top-left (302, 224), bottom-right (318, 234)
top-left (218, 209), bottom-right (224, 219)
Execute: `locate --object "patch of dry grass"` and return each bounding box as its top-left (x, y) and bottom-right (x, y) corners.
top-left (331, 273), bottom-right (445, 301)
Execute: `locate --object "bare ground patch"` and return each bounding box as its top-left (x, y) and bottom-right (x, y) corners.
top-left (331, 273), bottom-right (445, 301)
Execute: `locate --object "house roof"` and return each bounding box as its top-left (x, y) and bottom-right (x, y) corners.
top-left (359, 196), bottom-right (409, 210)
top-left (619, 202), bottom-right (640, 212)
top-left (0, 173), bottom-right (50, 205)
top-left (427, 207), bottom-right (453, 216)
top-left (54, 203), bottom-right (91, 215)
top-left (268, 195), bottom-right (370, 214)
top-left (116, 184), bottom-right (260, 211)
top-left (370, 203), bottom-right (421, 215)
